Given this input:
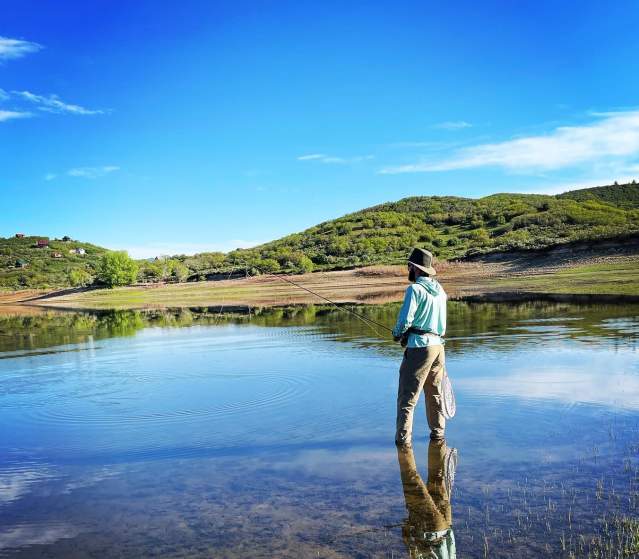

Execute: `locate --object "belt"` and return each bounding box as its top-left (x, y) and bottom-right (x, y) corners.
top-left (406, 327), bottom-right (443, 337)
top-left (400, 327), bottom-right (444, 347)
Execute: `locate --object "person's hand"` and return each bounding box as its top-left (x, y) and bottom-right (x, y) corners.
top-left (393, 334), bottom-right (402, 343)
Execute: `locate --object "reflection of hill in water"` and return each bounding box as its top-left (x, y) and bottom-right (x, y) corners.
top-left (1, 301), bottom-right (638, 354)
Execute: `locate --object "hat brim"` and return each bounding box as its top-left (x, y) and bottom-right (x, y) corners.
top-left (409, 261), bottom-right (436, 276)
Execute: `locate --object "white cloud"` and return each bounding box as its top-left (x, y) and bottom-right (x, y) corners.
top-left (297, 153), bottom-right (374, 164)
top-left (297, 154), bottom-right (326, 161)
top-left (0, 36), bottom-right (42, 61)
top-left (0, 523), bottom-right (79, 551)
top-left (44, 173), bottom-right (57, 181)
top-left (456, 360), bottom-right (639, 411)
top-left (0, 463), bottom-right (53, 506)
top-left (12, 90), bottom-right (105, 115)
top-left (67, 166), bottom-right (120, 179)
top-left (433, 120), bottom-right (472, 130)
top-left (380, 110), bottom-right (639, 174)
top-left (120, 240), bottom-right (267, 259)
top-left (0, 110), bottom-right (32, 122)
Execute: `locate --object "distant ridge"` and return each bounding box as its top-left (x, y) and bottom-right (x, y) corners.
top-left (2, 181), bottom-right (638, 288)
top-left (230, 181), bottom-right (639, 269)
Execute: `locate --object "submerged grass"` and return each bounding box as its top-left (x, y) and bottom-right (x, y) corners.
top-left (455, 419), bottom-right (639, 558)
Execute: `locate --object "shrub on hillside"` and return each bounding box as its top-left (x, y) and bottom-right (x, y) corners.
top-left (98, 251), bottom-right (138, 287)
top-left (68, 268), bottom-right (93, 287)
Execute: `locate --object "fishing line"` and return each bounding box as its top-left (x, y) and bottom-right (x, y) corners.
top-left (213, 267), bottom-right (240, 325)
top-left (235, 264), bottom-right (393, 338)
top-left (265, 272), bottom-right (393, 336)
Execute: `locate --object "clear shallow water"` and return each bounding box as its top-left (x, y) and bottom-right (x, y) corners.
top-left (0, 302), bottom-right (638, 558)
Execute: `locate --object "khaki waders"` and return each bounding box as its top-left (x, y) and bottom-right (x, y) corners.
top-left (396, 344), bottom-right (446, 445)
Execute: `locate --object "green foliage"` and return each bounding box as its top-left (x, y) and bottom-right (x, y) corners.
top-left (259, 258), bottom-right (281, 273)
top-left (98, 251), bottom-right (139, 287)
top-left (2, 182), bottom-right (638, 288)
top-left (0, 235), bottom-right (108, 289)
top-left (240, 182), bottom-right (639, 268)
top-left (68, 268), bottom-right (93, 287)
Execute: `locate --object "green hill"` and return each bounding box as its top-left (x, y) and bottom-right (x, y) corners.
top-left (3, 181), bottom-right (639, 289)
top-left (220, 181), bottom-right (639, 272)
top-left (0, 235), bottom-right (109, 289)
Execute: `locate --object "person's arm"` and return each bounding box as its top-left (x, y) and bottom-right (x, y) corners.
top-left (392, 286), bottom-right (418, 340)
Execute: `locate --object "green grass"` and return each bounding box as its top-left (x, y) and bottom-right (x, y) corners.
top-left (492, 261), bottom-right (639, 296)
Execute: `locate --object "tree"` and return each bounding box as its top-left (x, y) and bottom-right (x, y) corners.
top-left (97, 251), bottom-right (139, 287)
top-left (259, 258), bottom-right (281, 273)
top-left (68, 268), bottom-right (93, 287)
top-left (168, 259), bottom-right (189, 282)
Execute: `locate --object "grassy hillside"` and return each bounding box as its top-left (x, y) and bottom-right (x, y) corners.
top-left (219, 181), bottom-right (639, 272)
top-left (3, 181), bottom-right (639, 289)
top-left (0, 235), bottom-right (109, 289)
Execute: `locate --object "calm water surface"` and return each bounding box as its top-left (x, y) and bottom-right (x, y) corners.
top-left (0, 302), bottom-right (638, 558)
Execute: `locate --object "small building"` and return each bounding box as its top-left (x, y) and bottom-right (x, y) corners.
top-left (73, 248), bottom-right (86, 256)
top-left (15, 258), bottom-right (28, 268)
top-left (36, 239), bottom-right (49, 248)
top-left (52, 252), bottom-right (63, 258)
top-left (15, 233), bottom-right (25, 238)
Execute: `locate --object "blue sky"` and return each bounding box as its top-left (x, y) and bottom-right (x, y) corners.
top-left (2, 0), bottom-right (639, 257)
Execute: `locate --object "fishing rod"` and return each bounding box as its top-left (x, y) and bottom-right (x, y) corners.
top-left (264, 271), bottom-right (394, 336)
top-left (223, 263), bottom-right (394, 337)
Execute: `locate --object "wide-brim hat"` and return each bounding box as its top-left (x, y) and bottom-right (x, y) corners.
top-left (408, 247), bottom-right (437, 276)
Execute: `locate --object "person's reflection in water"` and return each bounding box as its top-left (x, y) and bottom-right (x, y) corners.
top-left (397, 440), bottom-right (457, 558)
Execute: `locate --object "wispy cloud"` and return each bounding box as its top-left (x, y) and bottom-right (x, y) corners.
top-left (44, 173), bottom-right (57, 181)
top-left (13, 90), bottom-right (105, 115)
top-left (380, 110), bottom-right (639, 174)
top-left (297, 153), bottom-right (374, 164)
top-left (432, 120), bottom-right (472, 130)
top-left (456, 357), bottom-right (639, 411)
top-left (0, 110), bottom-right (33, 122)
top-left (0, 36), bottom-right (42, 61)
top-left (67, 166), bottom-right (120, 179)
top-left (297, 153), bottom-right (326, 161)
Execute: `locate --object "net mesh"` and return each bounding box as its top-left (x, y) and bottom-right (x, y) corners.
top-left (441, 367), bottom-right (456, 419)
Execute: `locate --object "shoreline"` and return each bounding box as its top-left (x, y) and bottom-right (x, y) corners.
top-left (11, 291), bottom-right (639, 317)
top-left (3, 250), bottom-right (639, 313)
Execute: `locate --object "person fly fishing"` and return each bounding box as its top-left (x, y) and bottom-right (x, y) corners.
top-left (393, 248), bottom-right (447, 447)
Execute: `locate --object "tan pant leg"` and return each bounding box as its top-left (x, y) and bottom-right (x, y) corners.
top-left (427, 439), bottom-right (452, 527)
top-left (397, 444), bottom-right (450, 535)
top-left (424, 346), bottom-right (446, 439)
top-left (396, 347), bottom-right (440, 444)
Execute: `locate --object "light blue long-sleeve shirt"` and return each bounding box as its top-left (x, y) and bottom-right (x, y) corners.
top-left (392, 276), bottom-right (447, 347)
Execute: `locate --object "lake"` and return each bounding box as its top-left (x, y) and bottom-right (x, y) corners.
top-left (1, 301), bottom-right (638, 558)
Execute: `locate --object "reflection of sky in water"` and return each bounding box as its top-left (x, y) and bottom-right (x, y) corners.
top-left (0, 303), bottom-right (638, 557)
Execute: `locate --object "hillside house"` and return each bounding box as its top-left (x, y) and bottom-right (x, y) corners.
top-left (72, 248), bottom-right (86, 255)
top-left (36, 239), bottom-right (49, 248)
top-left (15, 259), bottom-right (28, 268)
top-left (52, 252), bottom-right (63, 258)
top-left (15, 233), bottom-right (25, 238)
